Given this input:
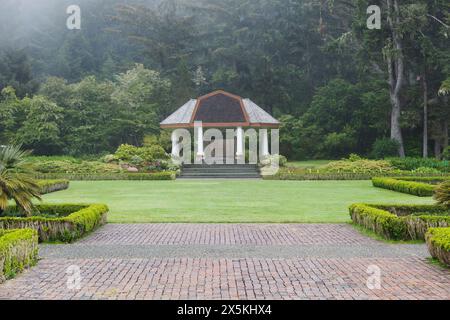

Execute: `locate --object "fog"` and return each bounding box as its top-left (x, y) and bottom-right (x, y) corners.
top-left (0, 0), bottom-right (158, 49)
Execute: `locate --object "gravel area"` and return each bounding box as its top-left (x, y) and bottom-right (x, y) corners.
top-left (40, 243), bottom-right (429, 259)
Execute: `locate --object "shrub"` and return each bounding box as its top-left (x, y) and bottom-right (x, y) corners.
top-left (37, 179), bottom-right (69, 194)
top-left (434, 181), bottom-right (450, 209)
top-left (101, 154), bottom-right (118, 163)
top-left (114, 144), bottom-right (169, 162)
top-left (371, 138), bottom-right (400, 159)
top-left (348, 153), bottom-right (363, 161)
top-left (0, 203), bottom-right (108, 242)
top-left (349, 203), bottom-right (450, 240)
top-left (33, 171), bottom-right (176, 181)
top-left (130, 155), bottom-right (144, 167)
top-left (372, 177), bottom-right (435, 196)
top-left (412, 167), bottom-right (441, 174)
top-left (0, 228), bottom-right (38, 283)
top-left (114, 144), bottom-right (139, 161)
top-left (426, 227), bottom-right (450, 266)
top-left (349, 203), bottom-right (407, 239)
top-left (442, 147), bottom-right (450, 161)
top-left (139, 145), bottom-right (168, 161)
top-left (264, 169), bottom-right (374, 180)
top-left (388, 157), bottom-right (450, 173)
top-left (30, 159), bottom-right (122, 174)
top-left (321, 158), bottom-right (395, 174)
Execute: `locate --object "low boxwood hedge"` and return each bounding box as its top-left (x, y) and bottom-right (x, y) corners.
top-left (371, 177), bottom-right (440, 196)
top-left (264, 172), bottom-right (374, 180)
top-left (33, 171), bottom-right (176, 181)
top-left (0, 203), bottom-right (108, 242)
top-left (37, 179), bottom-right (70, 194)
top-left (426, 227), bottom-right (450, 267)
top-left (0, 228), bottom-right (38, 283)
top-left (349, 203), bottom-right (450, 240)
top-left (264, 168), bottom-right (449, 181)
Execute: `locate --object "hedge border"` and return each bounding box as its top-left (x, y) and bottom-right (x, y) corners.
top-left (264, 170), bottom-right (449, 181)
top-left (37, 179), bottom-right (70, 194)
top-left (349, 203), bottom-right (450, 240)
top-left (426, 227), bottom-right (450, 267)
top-left (33, 171), bottom-right (176, 181)
top-left (0, 203), bottom-right (108, 242)
top-left (0, 228), bottom-right (38, 283)
top-left (371, 177), bottom-right (437, 196)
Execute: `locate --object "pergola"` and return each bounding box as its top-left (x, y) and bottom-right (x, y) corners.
top-left (160, 90), bottom-right (279, 161)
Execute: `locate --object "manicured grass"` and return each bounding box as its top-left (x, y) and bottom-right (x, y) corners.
top-left (286, 160), bottom-right (332, 168)
top-left (41, 180), bottom-right (434, 223)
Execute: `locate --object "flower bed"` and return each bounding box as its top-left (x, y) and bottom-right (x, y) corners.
top-left (0, 204), bottom-right (108, 242)
top-left (349, 203), bottom-right (450, 240)
top-left (426, 227), bottom-right (450, 267)
top-left (0, 228), bottom-right (38, 283)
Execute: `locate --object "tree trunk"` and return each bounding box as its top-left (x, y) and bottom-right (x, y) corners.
top-left (422, 73), bottom-right (428, 158)
top-left (386, 0), bottom-right (405, 157)
top-left (444, 96), bottom-right (449, 152)
top-left (443, 119), bottom-right (449, 149)
top-left (434, 139), bottom-right (441, 159)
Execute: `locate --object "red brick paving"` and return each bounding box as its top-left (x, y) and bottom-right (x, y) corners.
top-left (0, 224), bottom-right (449, 300)
top-left (78, 223), bottom-right (377, 245)
top-left (0, 257), bottom-right (448, 300)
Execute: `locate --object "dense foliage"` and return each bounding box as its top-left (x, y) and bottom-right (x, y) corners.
top-left (0, 145), bottom-right (41, 215)
top-left (0, 203), bottom-right (108, 242)
top-left (372, 177), bottom-right (436, 196)
top-left (434, 181), bottom-right (450, 208)
top-left (0, 228), bottom-right (38, 282)
top-left (426, 227), bottom-right (450, 266)
top-left (0, 0), bottom-right (448, 159)
top-left (349, 203), bottom-right (450, 240)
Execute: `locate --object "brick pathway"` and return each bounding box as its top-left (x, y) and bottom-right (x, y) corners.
top-left (77, 223), bottom-right (375, 245)
top-left (0, 224), bottom-right (449, 300)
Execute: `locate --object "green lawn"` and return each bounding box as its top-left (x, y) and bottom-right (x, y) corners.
top-left (41, 180), bottom-right (434, 223)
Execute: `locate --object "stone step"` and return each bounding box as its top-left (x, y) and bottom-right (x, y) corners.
top-left (180, 164), bottom-right (261, 179)
top-left (183, 164), bottom-right (258, 169)
top-left (178, 174), bottom-right (261, 179)
top-left (182, 168), bottom-right (260, 173)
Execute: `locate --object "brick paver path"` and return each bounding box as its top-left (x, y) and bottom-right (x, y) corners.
top-left (0, 224), bottom-right (449, 300)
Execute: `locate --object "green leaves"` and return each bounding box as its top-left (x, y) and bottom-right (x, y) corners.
top-left (0, 145), bottom-right (41, 215)
top-left (434, 180), bottom-right (450, 208)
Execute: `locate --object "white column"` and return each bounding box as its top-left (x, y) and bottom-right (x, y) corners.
top-left (236, 126), bottom-right (244, 158)
top-left (260, 129), bottom-right (269, 157)
top-left (171, 130), bottom-right (179, 157)
top-left (196, 125), bottom-right (204, 157)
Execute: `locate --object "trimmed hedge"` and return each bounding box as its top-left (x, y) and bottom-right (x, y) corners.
top-left (0, 204), bottom-right (108, 242)
top-left (33, 171), bottom-right (176, 181)
top-left (372, 177), bottom-right (436, 196)
top-left (390, 176), bottom-right (449, 184)
top-left (349, 203), bottom-right (450, 240)
top-left (264, 172), bottom-right (375, 180)
top-left (426, 227), bottom-right (450, 267)
top-left (0, 228), bottom-right (38, 283)
top-left (264, 168), bottom-right (449, 181)
top-left (37, 179), bottom-right (70, 194)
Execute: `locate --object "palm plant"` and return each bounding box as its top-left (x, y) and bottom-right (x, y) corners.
top-left (0, 145), bottom-right (41, 216)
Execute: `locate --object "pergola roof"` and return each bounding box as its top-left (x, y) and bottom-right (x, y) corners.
top-left (160, 90), bottom-right (279, 128)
